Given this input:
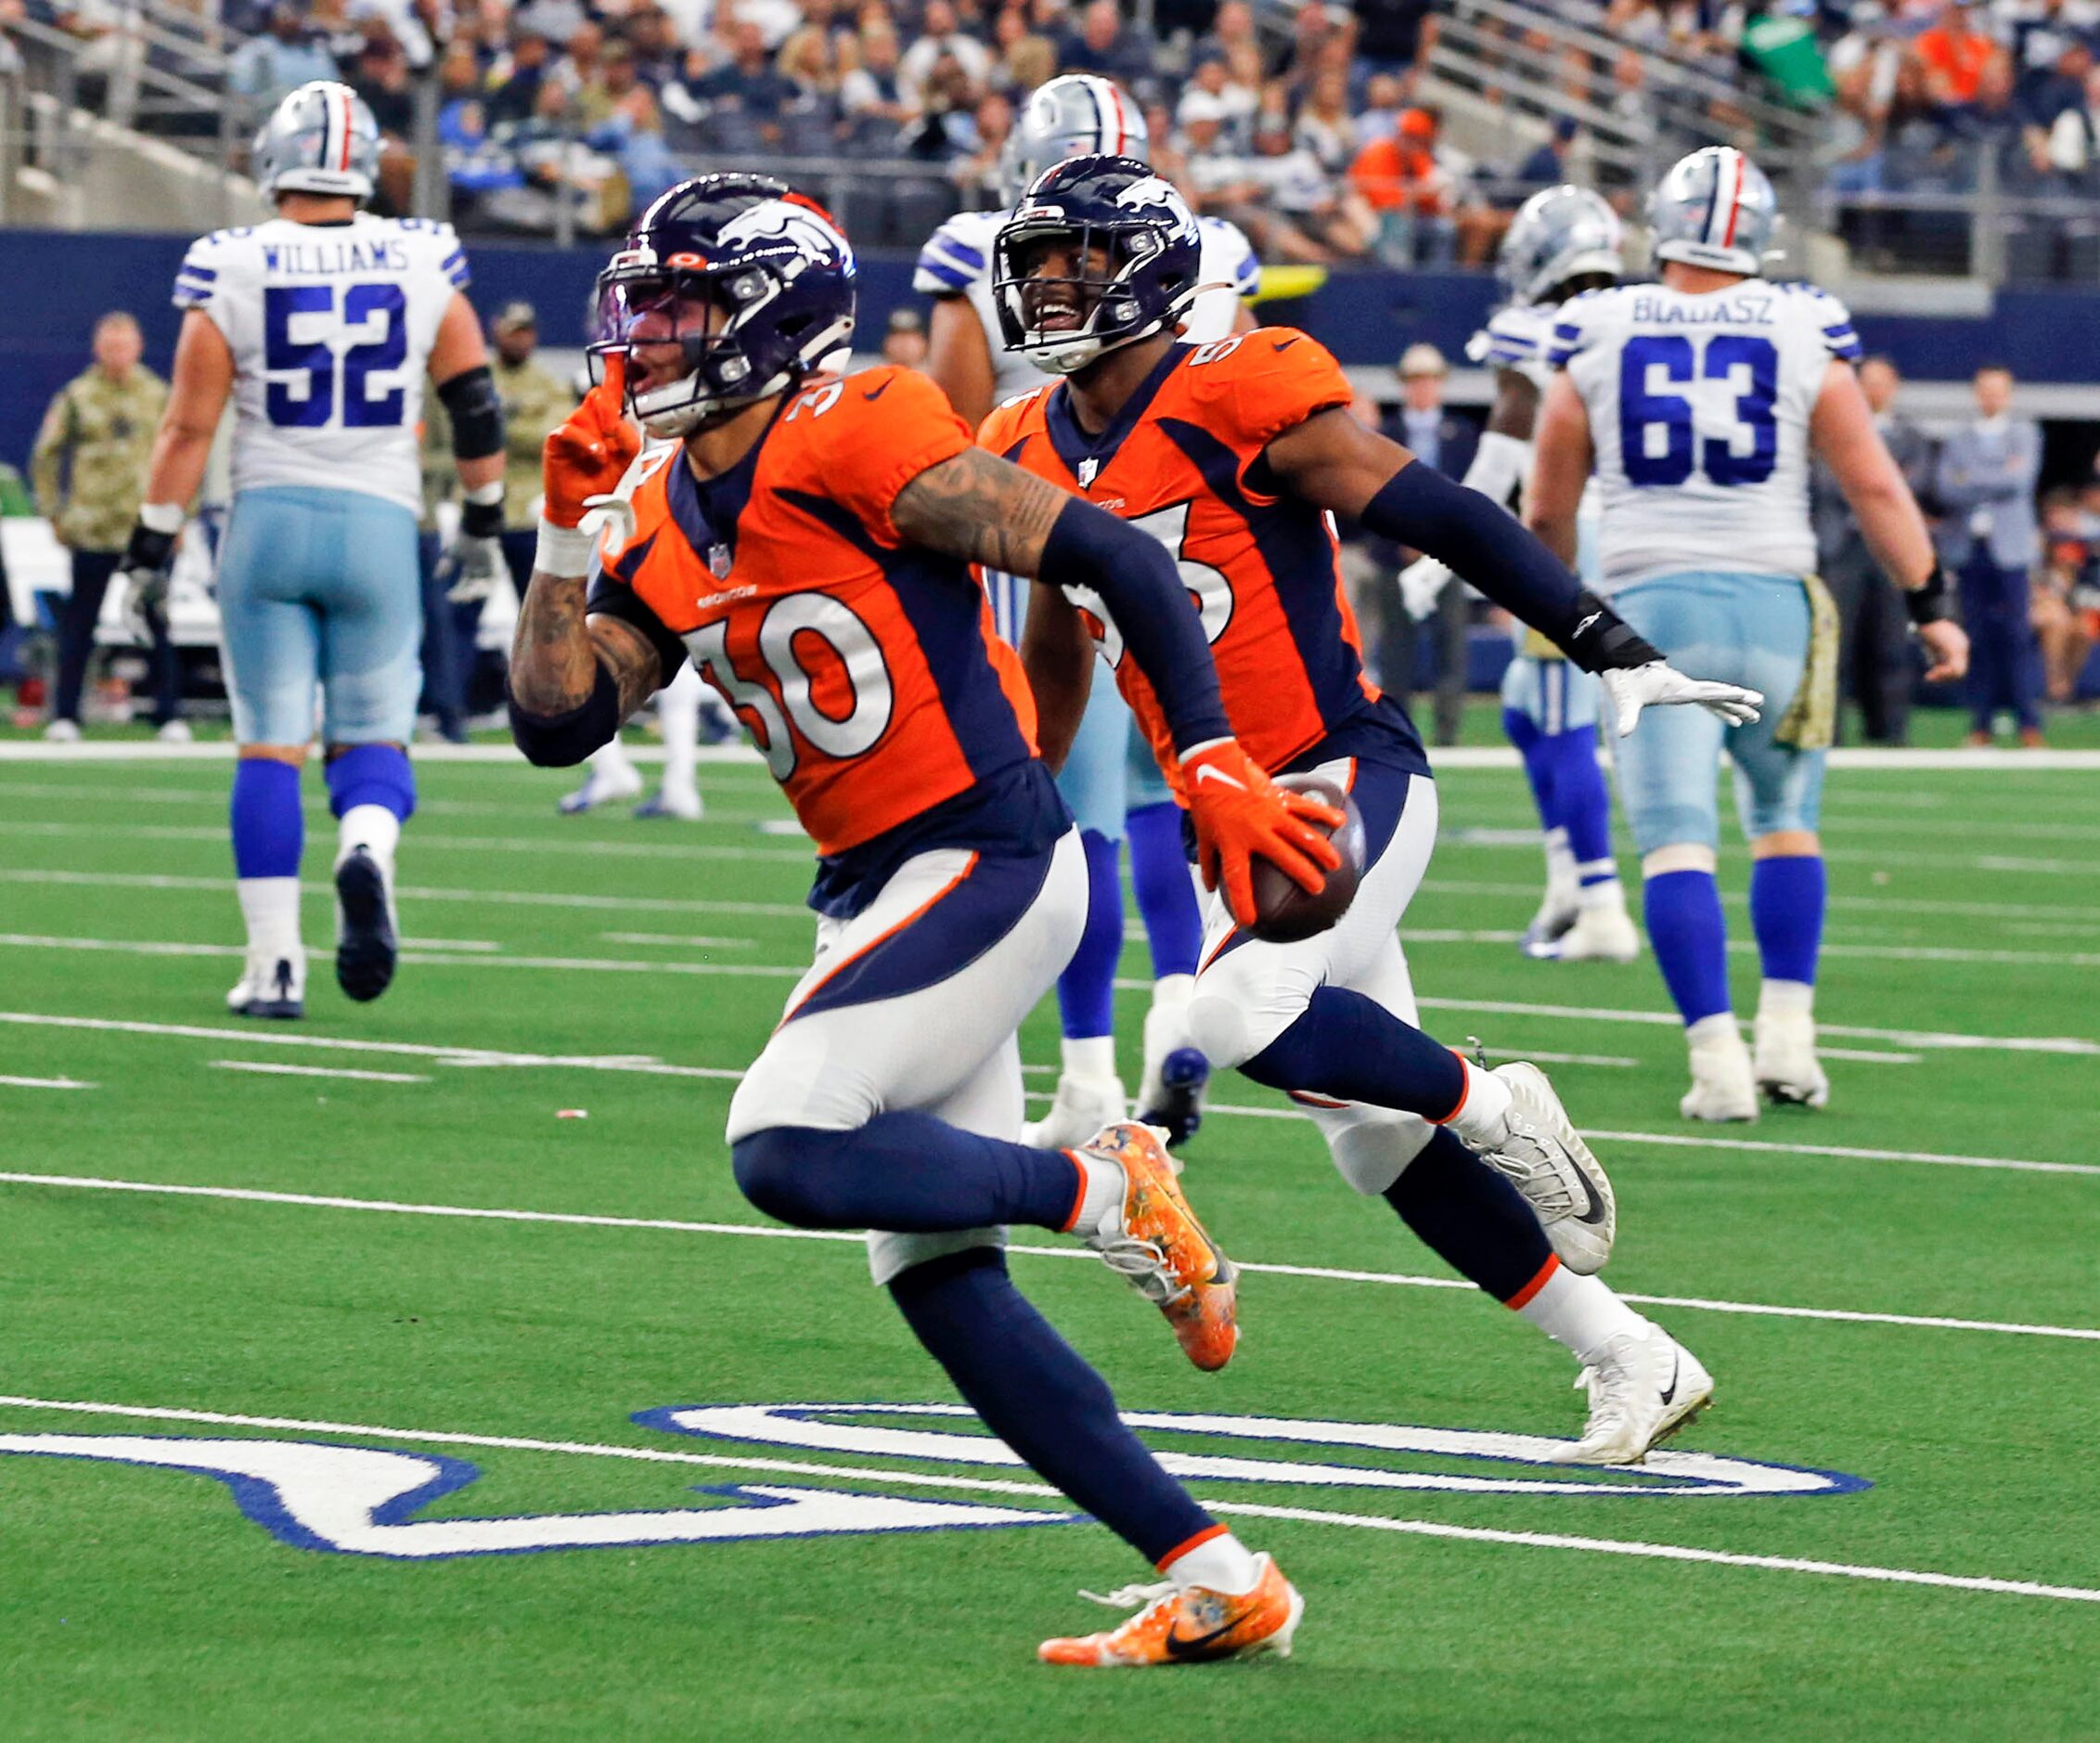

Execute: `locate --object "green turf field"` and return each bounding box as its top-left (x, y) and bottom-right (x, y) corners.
top-left (1, 740), bottom-right (2096, 1740)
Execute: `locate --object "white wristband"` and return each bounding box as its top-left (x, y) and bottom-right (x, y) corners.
top-left (139, 501), bottom-right (185, 535)
top-left (535, 518), bottom-right (598, 578)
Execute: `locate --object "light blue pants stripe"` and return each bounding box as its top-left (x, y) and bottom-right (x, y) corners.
top-left (1608, 570), bottom-right (1824, 855)
top-left (216, 485), bottom-right (423, 746)
top-left (1500, 654), bottom-right (1598, 737)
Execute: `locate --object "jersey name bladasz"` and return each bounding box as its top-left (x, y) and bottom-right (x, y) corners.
top-left (1629, 293), bottom-right (1775, 326)
top-left (258, 238), bottom-right (411, 276)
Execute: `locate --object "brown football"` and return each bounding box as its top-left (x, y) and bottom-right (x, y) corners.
top-left (1248, 773), bottom-right (1365, 943)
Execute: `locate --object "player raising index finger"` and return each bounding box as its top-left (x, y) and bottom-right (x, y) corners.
top-left (506, 174), bottom-right (1312, 1666)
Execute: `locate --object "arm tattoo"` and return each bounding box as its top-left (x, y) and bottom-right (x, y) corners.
top-left (509, 571), bottom-right (661, 719)
top-left (590, 614), bottom-right (664, 720)
top-left (891, 446), bottom-right (1072, 575)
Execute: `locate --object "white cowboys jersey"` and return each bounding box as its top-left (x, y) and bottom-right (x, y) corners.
top-left (1468, 300), bottom-right (1603, 635)
top-left (1549, 279), bottom-right (1862, 589)
top-left (1467, 300), bottom-right (1556, 395)
top-left (173, 213), bottom-right (470, 515)
top-left (913, 207), bottom-right (1261, 404)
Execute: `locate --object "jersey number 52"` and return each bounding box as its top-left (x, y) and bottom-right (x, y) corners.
top-left (264, 282), bottom-right (408, 430)
top-left (1618, 333), bottom-right (1777, 488)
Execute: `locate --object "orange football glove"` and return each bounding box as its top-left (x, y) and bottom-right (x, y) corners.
top-left (1181, 738), bottom-right (1345, 928)
top-left (543, 352), bottom-right (642, 530)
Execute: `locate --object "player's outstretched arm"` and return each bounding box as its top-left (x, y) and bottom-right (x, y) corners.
top-left (1810, 358), bottom-right (1969, 684)
top-left (507, 357), bottom-right (659, 766)
top-left (893, 446), bottom-right (1342, 921)
top-left (1266, 404), bottom-right (1762, 734)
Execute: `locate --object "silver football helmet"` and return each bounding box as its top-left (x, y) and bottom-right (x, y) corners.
top-left (998, 74), bottom-right (1150, 206)
top-left (1498, 184), bottom-right (1623, 306)
top-left (252, 80), bottom-right (380, 202)
top-left (1647, 145), bottom-right (1776, 277)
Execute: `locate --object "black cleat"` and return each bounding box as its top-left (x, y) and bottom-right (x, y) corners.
top-left (334, 846), bottom-right (397, 1002)
top-left (231, 957), bottom-right (303, 1020)
top-left (1136, 1046), bottom-right (1210, 1150)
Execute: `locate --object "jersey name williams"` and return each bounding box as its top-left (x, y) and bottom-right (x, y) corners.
top-left (258, 238), bottom-right (411, 276)
top-left (1629, 292), bottom-right (1775, 326)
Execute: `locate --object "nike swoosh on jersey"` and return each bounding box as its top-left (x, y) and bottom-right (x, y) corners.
top-left (863, 377), bottom-right (894, 400)
top-left (1271, 337), bottom-right (1301, 352)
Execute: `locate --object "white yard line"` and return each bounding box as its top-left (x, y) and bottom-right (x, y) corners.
top-left (2, 1170), bottom-right (2095, 1342)
top-left (3, 1391), bottom-right (2094, 1603)
top-left (0, 1075), bottom-right (94, 1090)
top-left (0, 1011), bottom-right (745, 1081)
top-left (0, 933), bottom-right (2084, 1057)
top-left (0, 1010), bottom-right (2080, 1175)
top-left (600, 932), bottom-right (756, 949)
top-left (0, 868), bottom-right (817, 920)
top-left (208, 1061), bottom-right (432, 1085)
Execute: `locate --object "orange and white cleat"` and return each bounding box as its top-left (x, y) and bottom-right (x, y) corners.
top-left (1038, 1553), bottom-right (1303, 1667)
top-left (1073, 1121), bottom-right (1238, 1371)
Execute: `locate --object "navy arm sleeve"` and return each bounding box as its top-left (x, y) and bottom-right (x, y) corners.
top-left (1036, 496), bottom-right (1232, 753)
top-left (586, 566), bottom-right (689, 681)
top-left (1358, 461), bottom-right (1663, 674)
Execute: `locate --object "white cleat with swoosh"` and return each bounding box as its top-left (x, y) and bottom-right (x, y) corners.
top-left (1554, 1325), bottom-right (1715, 1465)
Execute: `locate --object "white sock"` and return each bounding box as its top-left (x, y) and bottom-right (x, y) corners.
top-left (1151, 973), bottom-right (1194, 1015)
top-left (1066, 1146), bottom-right (1125, 1230)
top-left (1543, 827), bottom-right (1577, 902)
top-left (1515, 1263), bottom-right (1649, 1366)
top-left (590, 737), bottom-right (638, 782)
top-left (1164, 1529), bottom-right (1263, 1595)
top-left (1441, 1057), bottom-right (1514, 1149)
top-left (659, 665), bottom-right (702, 798)
top-left (1759, 978), bottom-right (1814, 1020)
top-left (236, 876), bottom-right (303, 964)
top-left (1686, 1012), bottom-right (1743, 1050)
top-left (1061, 1035), bottom-right (1117, 1081)
top-left (1576, 863), bottom-right (1624, 910)
top-left (336, 803), bottom-right (400, 872)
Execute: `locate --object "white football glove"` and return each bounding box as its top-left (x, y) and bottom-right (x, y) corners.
top-left (436, 532), bottom-right (505, 604)
top-left (1398, 554), bottom-right (1452, 621)
top-left (1599, 660), bottom-right (1764, 737)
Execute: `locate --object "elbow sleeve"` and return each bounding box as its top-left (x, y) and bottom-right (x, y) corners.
top-left (508, 660), bottom-right (621, 767)
top-left (437, 364), bottom-right (506, 464)
top-left (1037, 496), bottom-right (1230, 753)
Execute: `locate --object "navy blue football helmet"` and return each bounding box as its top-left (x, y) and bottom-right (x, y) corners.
top-left (588, 174), bottom-right (857, 437)
top-left (992, 154), bottom-right (1202, 375)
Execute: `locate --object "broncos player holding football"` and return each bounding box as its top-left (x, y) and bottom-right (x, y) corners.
top-left (983, 158), bottom-right (1766, 1493)
top-left (508, 176), bottom-right (1340, 1666)
top-left (919, 73), bottom-right (1263, 1151)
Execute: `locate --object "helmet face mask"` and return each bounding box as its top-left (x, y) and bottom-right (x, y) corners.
top-left (586, 176), bottom-right (857, 437)
top-left (993, 157), bottom-right (1199, 376)
top-left (253, 81), bottom-right (380, 203)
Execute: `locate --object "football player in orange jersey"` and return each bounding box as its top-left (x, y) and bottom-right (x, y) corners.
top-left (985, 157), bottom-right (1765, 1469)
top-left (506, 177), bottom-right (1316, 1665)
